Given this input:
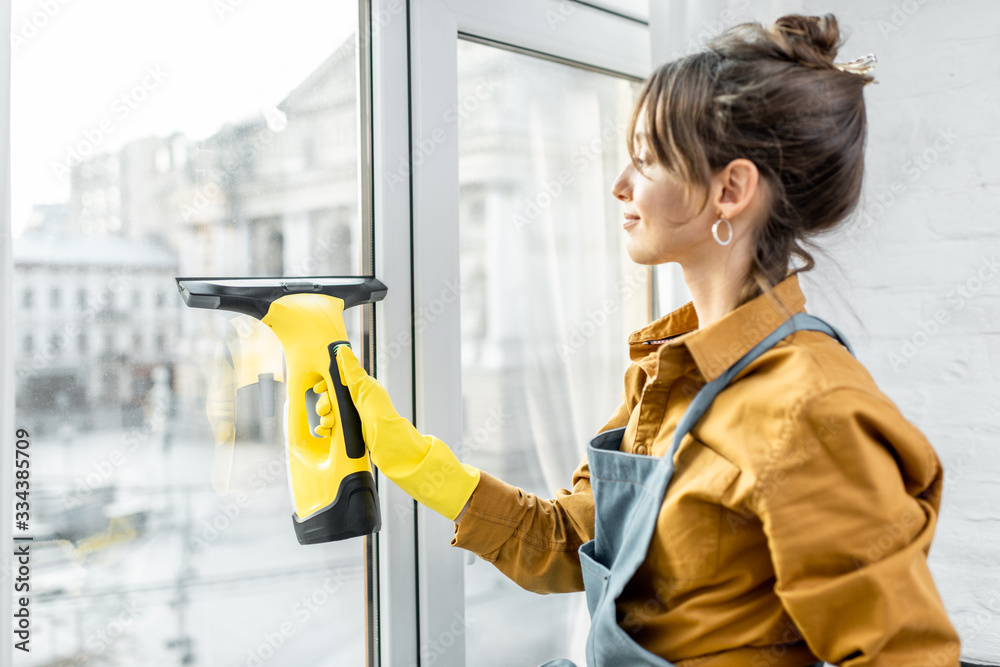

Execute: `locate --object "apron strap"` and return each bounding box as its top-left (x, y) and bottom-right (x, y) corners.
top-left (669, 313), bottom-right (854, 454)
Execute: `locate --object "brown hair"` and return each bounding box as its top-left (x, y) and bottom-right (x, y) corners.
top-left (627, 14), bottom-right (874, 308)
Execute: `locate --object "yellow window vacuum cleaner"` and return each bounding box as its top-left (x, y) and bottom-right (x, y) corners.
top-left (176, 277), bottom-right (387, 545)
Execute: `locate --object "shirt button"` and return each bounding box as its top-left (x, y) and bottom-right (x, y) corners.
top-left (634, 444), bottom-right (648, 455)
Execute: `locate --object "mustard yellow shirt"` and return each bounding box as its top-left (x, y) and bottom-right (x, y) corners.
top-left (452, 273), bottom-right (960, 666)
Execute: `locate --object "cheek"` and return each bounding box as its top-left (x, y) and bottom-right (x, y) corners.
top-left (638, 181), bottom-right (689, 223)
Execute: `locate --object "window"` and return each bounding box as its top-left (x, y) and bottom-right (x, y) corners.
top-left (456, 39), bottom-right (647, 665)
top-left (11, 1), bottom-right (372, 664)
top-left (403, 2), bottom-right (650, 665)
top-left (6, 1), bottom-right (652, 664)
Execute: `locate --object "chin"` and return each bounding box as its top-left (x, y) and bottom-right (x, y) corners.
top-left (625, 242), bottom-right (663, 266)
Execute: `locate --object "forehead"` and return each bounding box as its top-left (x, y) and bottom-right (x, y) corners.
top-left (634, 101), bottom-right (649, 132)
top-left (632, 105), bottom-right (649, 144)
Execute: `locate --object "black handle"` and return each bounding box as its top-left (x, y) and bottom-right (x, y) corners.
top-left (328, 341), bottom-right (365, 459)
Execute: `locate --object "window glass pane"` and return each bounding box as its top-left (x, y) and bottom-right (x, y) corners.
top-left (457, 40), bottom-right (648, 665)
top-left (12, 2), bottom-right (369, 665)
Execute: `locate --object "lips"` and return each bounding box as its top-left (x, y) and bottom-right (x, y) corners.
top-left (623, 213), bottom-right (639, 230)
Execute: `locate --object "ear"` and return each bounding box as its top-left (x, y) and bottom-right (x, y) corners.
top-left (713, 159), bottom-right (761, 220)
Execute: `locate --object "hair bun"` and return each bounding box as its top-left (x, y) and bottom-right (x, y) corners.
top-left (767, 14), bottom-right (842, 69)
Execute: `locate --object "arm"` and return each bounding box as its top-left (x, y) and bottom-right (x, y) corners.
top-left (756, 387), bottom-right (960, 666)
top-left (454, 391), bottom-right (633, 530)
top-left (328, 343), bottom-right (639, 594)
top-left (449, 458), bottom-right (596, 594)
top-left (322, 344), bottom-right (480, 520)
top-left (450, 377), bottom-right (636, 594)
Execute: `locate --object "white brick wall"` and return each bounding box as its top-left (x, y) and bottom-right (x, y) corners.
top-left (653, 0), bottom-right (1000, 662)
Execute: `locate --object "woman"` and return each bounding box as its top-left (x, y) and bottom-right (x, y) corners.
top-left (321, 13), bottom-right (960, 667)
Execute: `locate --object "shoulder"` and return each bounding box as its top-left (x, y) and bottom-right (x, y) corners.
top-left (743, 328), bottom-right (880, 399)
top-left (704, 330), bottom-right (941, 499)
top-left (772, 334), bottom-right (942, 501)
top-left (720, 327), bottom-right (904, 431)
top-left (702, 328), bottom-right (878, 456)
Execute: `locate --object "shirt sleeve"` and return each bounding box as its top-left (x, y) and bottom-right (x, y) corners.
top-left (449, 462), bottom-right (595, 594)
top-left (450, 365), bottom-right (641, 594)
top-left (755, 387), bottom-right (961, 666)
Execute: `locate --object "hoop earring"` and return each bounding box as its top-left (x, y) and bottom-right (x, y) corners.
top-left (712, 216), bottom-right (733, 246)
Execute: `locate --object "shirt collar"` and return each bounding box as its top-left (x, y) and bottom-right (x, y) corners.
top-left (628, 273), bottom-right (807, 382)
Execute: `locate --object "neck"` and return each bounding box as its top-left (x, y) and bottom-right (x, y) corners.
top-left (680, 239), bottom-right (755, 330)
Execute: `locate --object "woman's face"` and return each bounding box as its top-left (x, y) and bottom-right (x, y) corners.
top-left (610, 113), bottom-right (713, 266)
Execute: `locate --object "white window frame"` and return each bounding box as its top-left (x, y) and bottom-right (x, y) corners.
top-left (370, 1), bottom-right (420, 665)
top-left (372, 1), bottom-right (650, 665)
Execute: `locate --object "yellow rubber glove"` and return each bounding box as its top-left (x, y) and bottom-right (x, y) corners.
top-left (312, 344), bottom-right (480, 521)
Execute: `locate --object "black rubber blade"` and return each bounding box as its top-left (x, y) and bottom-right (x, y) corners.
top-left (174, 276), bottom-right (387, 319)
top-left (292, 471), bottom-right (381, 544)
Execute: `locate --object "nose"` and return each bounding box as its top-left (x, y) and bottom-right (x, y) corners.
top-left (611, 164), bottom-right (631, 202)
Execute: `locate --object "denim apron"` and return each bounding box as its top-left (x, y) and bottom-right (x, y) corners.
top-left (540, 313), bottom-right (853, 667)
